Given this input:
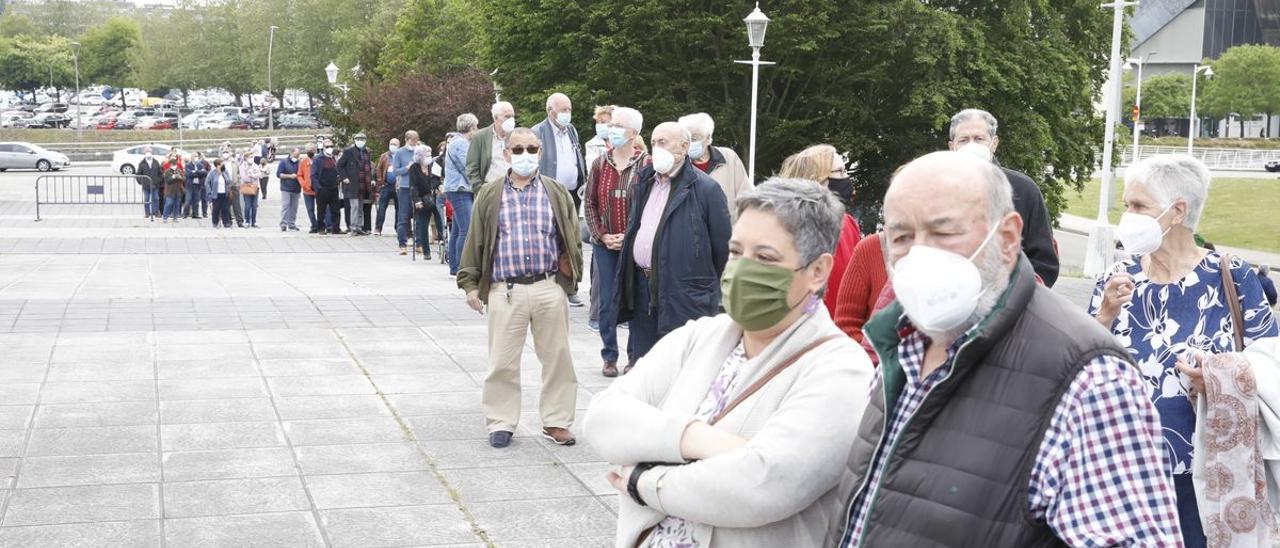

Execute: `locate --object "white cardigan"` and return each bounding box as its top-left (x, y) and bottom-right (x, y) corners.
top-left (584, 307), bottom-right (874, 548)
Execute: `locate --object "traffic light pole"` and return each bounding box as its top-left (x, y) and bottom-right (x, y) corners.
top-left (1131, 60), bottom-right (1144, 164)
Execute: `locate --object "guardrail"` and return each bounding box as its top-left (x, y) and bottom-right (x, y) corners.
top-left (1101, 145), bottom-right (1280, 170)
top-left (16, 134), bottom-right (325, 163)
top-left (34, 174), bottom-right (154, 221)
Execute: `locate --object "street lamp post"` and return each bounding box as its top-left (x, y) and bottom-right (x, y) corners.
top-left (733, 3), bottom-right (774, 184)
top-left (1187, 63), bottom-right (1214, 155)
top-left (267, 25), bottom-right (278, 131)
top-left (325, 62), bottom-right (350, 102)
top-left (71, 41), bottom-right (81, 141)
top-left (1123, 51), bottom-right (1156, 164)
top-left (1083, 0), bottom-right (1137, 279)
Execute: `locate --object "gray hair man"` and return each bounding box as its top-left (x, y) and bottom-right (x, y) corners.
top-left (827, 151), bottom-right (1179, 546)
top-left (465, 101), bottom-right (516, 190)
top-left (337, 132), bottom-right (373, 236)
top-left (947, 108), bottom-right (1060, 286)
top-left (678, 112), bottom-right (750, 220)
top-left (456, 127), bottom-right (584, 449)
top-left (276, 146), bottom-right (304, 231)
top-left (532, 92), bottom-right (589, 307)
top-left (614, 122), bottom-right (732, 372)
top-left (446, 112), bottom-right (482, 276)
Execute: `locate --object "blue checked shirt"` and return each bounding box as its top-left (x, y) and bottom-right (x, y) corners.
top-left (491, 173), bottom-right (560, 282)
top-left (842, 325), bottom-right (1182, 547)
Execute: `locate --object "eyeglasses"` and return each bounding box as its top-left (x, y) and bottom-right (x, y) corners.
top-left (510, 145), bottom-right (540, 154)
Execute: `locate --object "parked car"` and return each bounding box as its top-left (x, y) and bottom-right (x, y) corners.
top-left (32, 113), bottom-right (70, 128)
top-left (1266, 160), bottom-right (1280, 173)
top-left (35, 103), bottom-right (69, 114)
top-left (0, 142), bottom-right (71, 172)
top-left (279, 114), bottom-right (319, 129)
top-left (112, 144), bottom-right (187, 175)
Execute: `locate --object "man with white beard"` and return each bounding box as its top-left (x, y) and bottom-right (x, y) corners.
top-left (826, 151), bottom-right (1181, 547)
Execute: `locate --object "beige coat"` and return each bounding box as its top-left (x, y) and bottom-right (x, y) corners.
top-left (707, 146), bottom-right (750, 222)
top-left (583, 307), bottom-right (874, 548)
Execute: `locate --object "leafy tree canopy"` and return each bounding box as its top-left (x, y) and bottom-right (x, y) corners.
top-left (1124, 73), bottom-right (1192, 119)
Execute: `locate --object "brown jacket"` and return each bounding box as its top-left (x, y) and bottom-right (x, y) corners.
top-left (373, 151), bottom-right (393, 193)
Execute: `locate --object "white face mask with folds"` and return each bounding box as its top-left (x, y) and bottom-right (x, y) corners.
top-left (891, 223), bottom-right (999, 333)
top-left (1115, 204), bottom-right (1174, 256)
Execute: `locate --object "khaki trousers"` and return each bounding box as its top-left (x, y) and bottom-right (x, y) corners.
top-left (484, 277), bottom-right (577, 433)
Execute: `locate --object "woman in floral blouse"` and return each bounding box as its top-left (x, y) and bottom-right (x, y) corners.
top-left (1090, 155), bottom-right (1277, 548)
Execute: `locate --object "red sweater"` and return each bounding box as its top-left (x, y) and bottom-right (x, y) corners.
top-left (832, 233), bottom-right (888, 364)
top-left (823, 214), bottom-right (862, 314)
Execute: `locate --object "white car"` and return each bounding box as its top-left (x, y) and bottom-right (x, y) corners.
top-left (0, 142), bottom-right (71, 172)
top-left (112, 144), bottom-right (187, 175)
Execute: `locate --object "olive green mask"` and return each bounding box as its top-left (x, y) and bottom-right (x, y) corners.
top-left (721, 258), bottom-right (806, 332)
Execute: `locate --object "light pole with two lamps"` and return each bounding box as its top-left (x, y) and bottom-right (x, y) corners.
top-left (734, 3), bottom-right (773, 184)
top-left (1122, 51), bottom-right (1156, 164)
top-left (1187, 63), bottom-right (1214, 155)
top-left (1083, 0), bottom-right (1137, 279)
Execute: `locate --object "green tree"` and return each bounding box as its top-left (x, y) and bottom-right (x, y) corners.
top-left (378, 0), bottom-right (482, 75)
top-left (78, 16), bottom-right (143, 108)
top-left (474, 0), bottom-right (1112, 224)
top-left (0, 13), bottom-right (37, 38)
top-left (1198, 45), bottom-right (1280, 138)
top-left (1123, 73), bottom-right (1192, 119)
top-left (0, 35), bottom-right (76, 101)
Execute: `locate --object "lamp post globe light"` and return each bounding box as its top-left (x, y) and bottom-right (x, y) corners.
top-left (734, 3), bottom-right (775, 184)
top-left (1188, 64), bottom-right (1214, 155)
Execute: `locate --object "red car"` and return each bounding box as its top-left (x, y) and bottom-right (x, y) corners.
top-left (95, 118), bottom-right (117, 130)
top-left (149, 120), bottom-right (176, 130)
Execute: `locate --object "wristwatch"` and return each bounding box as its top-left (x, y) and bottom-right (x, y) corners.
top-left (627, 463), bottom-right (658, 507)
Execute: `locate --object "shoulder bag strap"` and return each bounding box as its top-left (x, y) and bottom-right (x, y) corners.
top-left (707, 333), bottom-right (844, 426)
top-left (1219, 253), bottom-right (1247, 351)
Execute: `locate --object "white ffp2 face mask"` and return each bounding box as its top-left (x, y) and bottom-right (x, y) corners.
top-left (958, 142), bottom-right (994, 162)
top-left (1115, 205), bottom-right (1173, 256)
top-left (500, 118), bottom-right (516, 134)
top-left (651, 146), bottom-right (675, 175)
top-left (891, 224), bottom-right (999, 333)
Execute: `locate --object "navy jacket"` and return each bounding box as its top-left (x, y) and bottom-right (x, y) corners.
top-left (615, 157), bottom-right (732, 336)
top-left (276, 157), bottom-right (302, 193)
top-left (185, 159), bottom-right (208, 186)
top-left (309, 153), bottom-right (341, 199)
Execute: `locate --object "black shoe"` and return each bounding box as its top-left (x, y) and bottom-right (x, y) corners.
top-left (567, 295), bottom-right (584, 307)
top-left (489, 431), bottom-right (513, 448)
top-left (237, 222), bottom-right (244, 228)
top-left (281, 226), bottom-right (287, 232)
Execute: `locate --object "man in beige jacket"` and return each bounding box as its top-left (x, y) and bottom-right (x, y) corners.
top-left (679, 112), bottom-right (751, 221)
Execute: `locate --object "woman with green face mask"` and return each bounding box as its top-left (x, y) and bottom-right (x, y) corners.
top-left (584, 178), bottom-right (876, 548)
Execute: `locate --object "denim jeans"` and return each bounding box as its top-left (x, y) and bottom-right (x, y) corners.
top-left (445, 191), bottom-right (473, 275)
top-left (184, 183), bottom-right (204, 217)
top-left (303, 194), bottom-right (317, 230)
top-left (395, 187), bottom-right (412, 245)
top-left (375, 186), bottom-right (397, 232)
top-left (143, 187), bottom-right (161, 217)
top-left (243, 194), bottom-right (259, 226)
top-left (593, 245), bottom-right (622, 363)
top-left (162, 195), bottom-right (180, 219)
top-left (280, 191), bottom-right (301, 228)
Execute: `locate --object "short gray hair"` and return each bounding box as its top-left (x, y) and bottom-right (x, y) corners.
top-left (735, 178), bottom-right (844, 266)
top-left (678, 112), bottom-right (715, 139)
top-left (1124, 154), bottom-right (1210, 230)
top-left (491, 101), bottom-right (514, 117)
top-left (413, 144), bottom-right (432, 163)
top-left (456, 113), bottom-right (479, 132)
top-left (949, 109), bottom-right (999, 140)
top-left (612, 107), bottom-right (643, 132)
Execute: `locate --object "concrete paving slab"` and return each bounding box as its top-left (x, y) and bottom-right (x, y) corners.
top-left (273, 395), bottom-right (390, 420)
top-left (32, 402), bottom-right (157, 429)
top-left (265, 375), bottom-right (376, 397)
top-left (163, 512), bottom-right (324, 547)
top-left (304, 471), bottom-right (452, 509)
top-left (468, 497), bottom-right (615, 542)
top-left (161, 447), bottom-right (298, 482)
top-left (44, 362), bottom-right (154, 382)
top-left (160, 422), bottom-right (287, 452)
top-left (156, 359), bottom-right (259, 379)
top-left (0, 408), bottom-right (31, 431)
top-left (25, 425), bottom-right (158, 457)
top-left (162, 477), bottom-right (311, 518)
top-left (447, 465), bottom-right (593, 503)
top-left (39, 381), bottom-right (155, 404)
top-left (282, 417), bottom-right (407, 447)
top-left (0, 520), bottom-right (161, 548)
top-left (319, 505), bottom-right (477, 547)
top-left (257, 358), bottom-right (360, 377)
top-left (292, 443), bottom-right (425, 475)
top-left (17, 453), bottom-right (160, 488)
top-left (2, 483), bottom-right (160, 526)
top-left (159, 398), bottom-right (277, 425)
top-left (157, 377), bottom-right (268, 400)
top-left (419, 440), bottom-right (558, 471)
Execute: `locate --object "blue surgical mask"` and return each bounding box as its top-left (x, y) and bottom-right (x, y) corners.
top-left (512, 153), bottom-right (539, 177)
top-left (595, 123), bottom-right (608, 137)
top-left (608, 127), bottom-right (628, 148)
top-left (556, 112), bottom-right (571, 126)
top-left (688, 141), bottom-right (706, 161)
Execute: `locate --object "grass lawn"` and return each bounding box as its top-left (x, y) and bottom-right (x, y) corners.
top-left (1063, 177), bottom-right (1280, 253)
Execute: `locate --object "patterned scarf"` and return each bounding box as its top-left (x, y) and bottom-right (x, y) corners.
top-left (1195, 352), bottom-right (1278, 547)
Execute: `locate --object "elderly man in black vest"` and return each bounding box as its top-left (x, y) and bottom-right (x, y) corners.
top-left (827, 151), bottom-right (1181, 547)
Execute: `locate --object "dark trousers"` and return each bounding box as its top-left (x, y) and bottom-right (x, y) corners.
top-left (1174, 474), bottom-right (1206, 548)
top-left (362, 202), bottom-right (373, 232)
top-left (413, 200), bottom-right (440, 256)
top-left (212, 193), bottom-right (231, 227)
top-left (593, 245), bottom-right (622, 363)
top-left (184, 183), bottom-right (205, 217)
top-left (143, 187), bottom-right (160, 217)
top-left (626, 268), bottom-right (660, 365)
top-left (376, 186), bottom-right (397, 232)
top-left (316, 195), bottom-right (340, 233)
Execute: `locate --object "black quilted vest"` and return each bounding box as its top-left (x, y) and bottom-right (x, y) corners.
top-left (834, 257), bottom-right (1133, 548)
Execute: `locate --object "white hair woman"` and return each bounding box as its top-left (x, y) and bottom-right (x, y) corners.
top-left (678, 112), bottom-right (749, 220)
top-left (1090, 154), bottom-right (1277, 546)
top-left (585, 178), bottom-right (874, 547)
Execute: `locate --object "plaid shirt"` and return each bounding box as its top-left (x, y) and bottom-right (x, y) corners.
top-left (491, 173), bottom-right (560, 282)
top-left (842, 326), bottom-right (1182, 547)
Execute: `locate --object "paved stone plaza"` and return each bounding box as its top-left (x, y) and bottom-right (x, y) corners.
top-left (0, 167), bottom-right (1098, 547)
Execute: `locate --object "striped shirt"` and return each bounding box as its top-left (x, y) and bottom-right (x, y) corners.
top-left (491, 173), bottom-right (559, 282)
top-left (842, 326), bottom-right (1182, 547)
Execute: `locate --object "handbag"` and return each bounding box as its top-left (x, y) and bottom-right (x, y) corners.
top-left (1219, 253), bottom-right (1247, 351)
top-left (240, 180), bottom-right (259, 196)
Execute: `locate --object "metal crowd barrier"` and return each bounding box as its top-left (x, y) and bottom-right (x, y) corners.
top-left (34, 174), bottom-right (153, 221)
